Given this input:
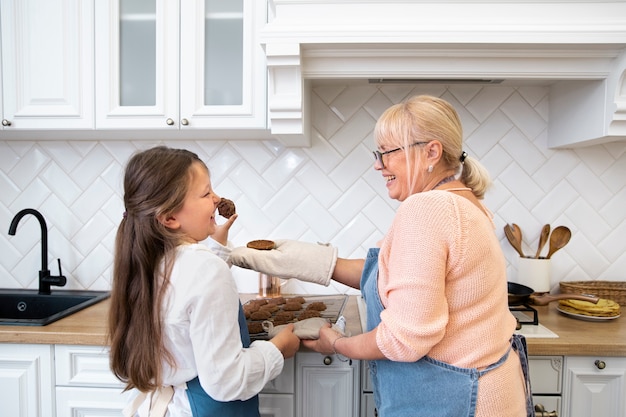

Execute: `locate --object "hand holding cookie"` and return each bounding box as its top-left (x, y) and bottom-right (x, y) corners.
top-left (210, 197), bottom-right (237, 245)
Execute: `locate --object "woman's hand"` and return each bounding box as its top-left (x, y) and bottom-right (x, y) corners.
top-left (302, 323), bottom-right (343, 355)
top-left (210, 213), bottom-right (237, 246)
top-left (270, 323), bottom-right (300, 359)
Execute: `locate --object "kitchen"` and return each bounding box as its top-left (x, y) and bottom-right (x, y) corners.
top-left (1, 0), bottom-right (626, 416)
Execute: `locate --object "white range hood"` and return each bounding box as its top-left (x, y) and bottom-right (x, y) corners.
top-left (261, 0), bottom-right (626, 148)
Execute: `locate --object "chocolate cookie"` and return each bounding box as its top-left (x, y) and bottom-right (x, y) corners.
top-left (306, 302), bottom-right (327, 311)
top-left (250, 310), bottom-right (272, 321)
top-left (217, 198), bottom-right (236, 218)
top-left (247, 321), bottom-right (264, 334)
top-left (259, 304), bottom-right (279, 313)
top-left (282, 302), bottom-right (303, 311)
top-left (246, 239), bottom-right (275, 250)
top-left (297, 310), bottom-right (322, 320)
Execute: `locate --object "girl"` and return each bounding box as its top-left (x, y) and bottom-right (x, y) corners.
top-left (109, 146), bottom-right (299, 416)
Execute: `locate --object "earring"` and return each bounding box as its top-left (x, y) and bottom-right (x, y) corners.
top-left (427, 165), bottom-right (433, 173)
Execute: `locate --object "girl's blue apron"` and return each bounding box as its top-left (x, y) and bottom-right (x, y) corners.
top-left (361, 248), bottom-right (533, 417)
top-left (185, 302), bottom-right (260, 417)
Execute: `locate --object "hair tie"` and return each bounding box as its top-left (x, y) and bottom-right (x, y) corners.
top-left (122, 211), bottom-right (128, 219)
top-left (459, 151), bottom-right (468, 163)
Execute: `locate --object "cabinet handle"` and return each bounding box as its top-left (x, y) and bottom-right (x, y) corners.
top-left (595, 360), bottom-right (606, 370)
top-left (535, 403), bottom-right (558, 416)
top-left (323, 356), bottom-right (333, 365)
top-left (181, 118), bottom-right (189, 126)
top-left (166, 118), bottom-right (175, 126)
top-left (2, 119), bottom-right (11, 126)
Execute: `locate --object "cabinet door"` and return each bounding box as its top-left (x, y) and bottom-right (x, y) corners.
top-left (179, 0), bottom-right (267, 129)
top-left (296, 352), bottom-right (359, 417)
top-left (0, 344), bottom-right (54, 417)
top-left (0, 0), bottom-right (94, 130)
top-left (56, 386), bottom-right (134, 417)
top-left (95, 0), bottom-right (179, 129)
top-left (55, 345), bottom-right (124, 388)
top-left (563, 356), bottom-right (626, 417)
top-left (259, 393), bottom-right (294, 417)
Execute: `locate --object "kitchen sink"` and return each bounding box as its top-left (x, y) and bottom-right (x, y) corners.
top-left (0, 289), bottom-right (110, 326)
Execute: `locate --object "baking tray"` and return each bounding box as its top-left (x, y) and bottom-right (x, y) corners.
top-left (245, 294), bottom-right (348, 341)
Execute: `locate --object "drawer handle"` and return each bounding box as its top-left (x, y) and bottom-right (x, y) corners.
top-left (535, 403), bottom-right (558, 416)
top-left (595, 360), bottom-right (606, 370)
top-left (2, 119), bottom-right (11, 126)
top-left (166, 118), bottom-right (175, 126)
top-left (323, 356), bottom-right (333, 365)
top-left (181, 118), bottom-right (189, 126)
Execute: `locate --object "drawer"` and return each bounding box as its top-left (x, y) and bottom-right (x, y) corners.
top-left (55, 345), bottom-right (123, 388)
top-left (263, 357), bottom-right (295, 394)
top-left (529, 356), bottom-right (563, 395)
top-left (533, 395), bottom-right (561, 416)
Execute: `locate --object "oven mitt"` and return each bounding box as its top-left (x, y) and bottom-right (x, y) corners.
top-left (263, 317), bottom-right (346, 340)
top-left (229, 239), bottom-right (338, 287)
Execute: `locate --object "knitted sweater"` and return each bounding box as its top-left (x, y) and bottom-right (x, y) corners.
top-left (377, 190), bottom-right (526, 416)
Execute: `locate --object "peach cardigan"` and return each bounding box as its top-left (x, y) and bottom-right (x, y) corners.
top-left (376, 190), bottom-right (527, 416)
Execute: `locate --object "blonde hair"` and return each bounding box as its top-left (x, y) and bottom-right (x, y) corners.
top-left (374, 95), bottom-right (491, 199)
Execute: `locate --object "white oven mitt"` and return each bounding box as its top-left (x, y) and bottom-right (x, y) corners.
top-left (263, 317), bottom-right (346, 340)
top-left (229, 239), bottom-right (338, 287)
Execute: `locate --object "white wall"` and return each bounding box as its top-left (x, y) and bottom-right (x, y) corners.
top-left (1, 83), bottom-right (625, 295)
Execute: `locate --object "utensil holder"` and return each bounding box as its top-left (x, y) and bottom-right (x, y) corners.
top-left (258, 273), bottom-right (284, 298)
top-left (517, 257), bottom-right (551, 293)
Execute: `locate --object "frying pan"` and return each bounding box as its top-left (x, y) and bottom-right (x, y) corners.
top-left (507, 282), bottom-right (600, 306)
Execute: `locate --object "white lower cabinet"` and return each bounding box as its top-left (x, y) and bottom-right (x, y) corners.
top-left (1, 343), bottom-right (364, 417)
top-left (529, 356), bottom-right (563, 416)
top-left (260, 356), bottom-right (295, 417)
top-left (296, 352), bottom-right (360, 417)
top-left (0, 344), bottom-right (54, 417)
top-left (562, 356), bottom-right (626, 417)
top-left (54, 345), bottom-right (130, 417)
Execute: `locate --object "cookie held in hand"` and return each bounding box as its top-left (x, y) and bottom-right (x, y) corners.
top-left (217, 198), bottom-right (236, 218)
top-left (246, 239), bottom-right (275, 250)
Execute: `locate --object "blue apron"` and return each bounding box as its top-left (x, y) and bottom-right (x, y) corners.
top-left (185, 302), bottom-right (260, 417)
top-left (361, 248), bottom-right (533, 417)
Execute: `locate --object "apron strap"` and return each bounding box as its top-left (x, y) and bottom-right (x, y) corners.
top-left (511, 334), bottom-right (535, 417)
top-left (123, 386), bottom-right (175, 417)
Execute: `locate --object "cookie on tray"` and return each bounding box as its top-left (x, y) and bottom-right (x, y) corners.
top-left (306, 301), bottom-right (327, 311)
top-left (247, 321), bottom-right (264, 334)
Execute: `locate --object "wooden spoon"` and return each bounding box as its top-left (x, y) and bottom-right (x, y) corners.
top-left (546, 226), bottom-right (572, 259)
top-left (535, 224), bottom-right (550, 258)
top-left (512, 223), bottom-right (525, 257)
top-left (504, 224), bottom-right (525, 257)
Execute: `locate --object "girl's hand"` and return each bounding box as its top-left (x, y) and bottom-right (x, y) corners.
top-left (210, 214), bottom-right (237, 246)
top-left (270, 323), bottom-right (300, 359)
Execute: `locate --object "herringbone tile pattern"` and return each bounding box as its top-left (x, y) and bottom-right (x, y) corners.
top-left (1, 84), bottom-right (625, 295)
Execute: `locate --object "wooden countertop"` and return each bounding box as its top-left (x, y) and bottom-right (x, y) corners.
top-left (1, 296), bottom-right (624, 358)
top-left (525, 304), bottom-right (626, 356)
top-left (0, 298), bottom-right (110, 345)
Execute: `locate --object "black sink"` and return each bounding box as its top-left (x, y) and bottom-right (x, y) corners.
top-left (0, 289), bottom-right (110, 326)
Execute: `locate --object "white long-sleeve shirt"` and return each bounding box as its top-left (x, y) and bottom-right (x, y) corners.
top-left (134, 241), bottom-right (283, 416)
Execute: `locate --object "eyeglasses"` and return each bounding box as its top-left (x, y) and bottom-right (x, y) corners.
top-left (372, 142), bottom-right (429, 168)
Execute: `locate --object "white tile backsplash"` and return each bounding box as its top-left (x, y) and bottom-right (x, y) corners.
top-left (1, 84), bottom-right (625, 296)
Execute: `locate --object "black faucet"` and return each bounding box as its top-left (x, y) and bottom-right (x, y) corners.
top-left (8, 208), bottom-right (67, 294)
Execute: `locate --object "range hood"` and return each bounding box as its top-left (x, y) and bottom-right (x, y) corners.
top-left (261, 0), bottom-right (626, 148)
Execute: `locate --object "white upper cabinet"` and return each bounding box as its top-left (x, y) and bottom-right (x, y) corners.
top-left (95, 0), bottom-right (267, 133)
top-left (0, 0), bottom-right (94, 131)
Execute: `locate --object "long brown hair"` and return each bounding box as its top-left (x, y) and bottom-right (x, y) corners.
top-left (108, 146), bottom-right (205, 392)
